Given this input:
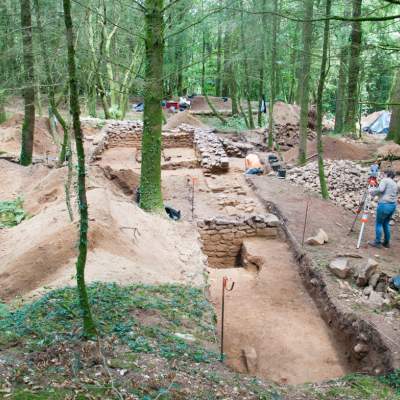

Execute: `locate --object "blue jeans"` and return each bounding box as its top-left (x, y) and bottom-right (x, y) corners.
top-left (243, 168), bottom-right (260, 176)
top-left (375, 203), bottom-right (396, 243)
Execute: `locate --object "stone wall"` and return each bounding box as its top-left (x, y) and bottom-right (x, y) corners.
top-left (197, 214), bottom-right (280, 268)
top-left (105, 121), bottom-right (194, 149)
top-left (194, 131), bottom-right (229, 176)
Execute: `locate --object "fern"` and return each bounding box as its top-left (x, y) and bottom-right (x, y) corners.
top-left (0, 195), bottom-right (29, 229)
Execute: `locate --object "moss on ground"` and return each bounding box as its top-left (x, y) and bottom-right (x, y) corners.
top-left (0, 282), bottom-right (398, 399)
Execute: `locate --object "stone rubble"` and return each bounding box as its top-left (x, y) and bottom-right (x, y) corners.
top-left (286, 159), bottom-right (400, 219)
top-left (219, 138), bottom-right (253, 157)
top-left (307, 228), bottom-right (329, 246)
top-left (194, 130), bottom-right (230, 175)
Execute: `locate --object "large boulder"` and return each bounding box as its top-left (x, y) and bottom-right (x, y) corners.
top-left (330, 258), bottom-right (350, 279)
top-left (358, 291), bottom-right (384, 310)
top-left (307, 228), bottom-right (329, 246)
top-left (355, 258), bottom-right (379, 287)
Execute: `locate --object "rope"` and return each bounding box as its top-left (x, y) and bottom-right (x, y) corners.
top-left (247, 176), bottom-right (400, 350)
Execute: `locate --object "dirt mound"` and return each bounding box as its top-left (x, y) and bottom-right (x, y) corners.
top-left (102, 166), bottom-right (140, 196)
top-left (0, 113), bottom-right (63, 158)
top-left (269, 101), bottom-right (301, 125)
top-left (283, 136), bottom-right (371, 164)
top-left (183, 95), bottom-right (233, 112)
top-left (362, 111), bottom-right (385, 126)
top-left (0, 159), bottom-right (50, 200)
top-left (378, 144), bottom-right (400, 157)
top-left (163, 111), bottom-right (207, 130)
top-left (0, 164), bottom-right (203, 300)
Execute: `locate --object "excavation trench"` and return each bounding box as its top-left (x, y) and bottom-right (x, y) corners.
top-left (203, 214), bottom-right (393, 384)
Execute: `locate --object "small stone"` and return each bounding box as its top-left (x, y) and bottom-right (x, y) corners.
top-left (376, 282), bottom-right (385, 292)
top-left (330, 258), bottom-right (350, 279)
top-left (179, 255), bottom-right (189, 262)
top-left (242, 347), bottom-right (258, 374)
top-left (363, 286), bottom-right (373, 296)
top-left (355, 258), bottom-right (379, 287)
top-left (174, 333), bottom-right (196, 343)
top-left (226, 206), bottom-right (239, 217)
top-left (368, 273), bottom-right (380, 288)
top-left (354, 344), bottom-right (369, 353)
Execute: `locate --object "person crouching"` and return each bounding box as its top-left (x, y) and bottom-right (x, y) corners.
top-left (367, 169), bottom-right (398, 249)
top-left (243, 151), bottom-right (261, 175)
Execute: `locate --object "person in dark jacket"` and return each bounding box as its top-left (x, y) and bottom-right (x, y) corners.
top-left (368, 169), bottom-right (398, 249)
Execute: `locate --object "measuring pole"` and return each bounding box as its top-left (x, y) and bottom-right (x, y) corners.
top-left (356, 182), bottom-right (376, 248)
top-left (349, 185), bottom-right (369, 232)
top-left (220, 276), bottom-right (235, 361)
top-left (301, 201), bottom-right (311, 248)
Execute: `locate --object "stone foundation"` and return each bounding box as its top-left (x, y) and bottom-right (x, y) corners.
top-left (197, 214), bottom-right (279, 268)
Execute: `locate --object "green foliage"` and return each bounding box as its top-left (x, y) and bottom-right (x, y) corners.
top-left (108, 104), bottom-right (122, 119)
top-left (0, 300), bottom-right (11, 317)
top-left (378, 369), bottom-right (400, 394)
top-left (0, 195), bottom-right (29, 229)
top-left (0, 282), bottom-right (218, 363)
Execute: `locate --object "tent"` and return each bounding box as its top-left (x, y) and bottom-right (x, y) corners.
top-left (362, 111), bottom-right (391, 135)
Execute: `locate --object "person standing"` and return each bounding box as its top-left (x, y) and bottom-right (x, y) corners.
top-left (368, 169), bottom-right (398, 249)
top-left (243, 151), bottom-right (261, 175)
top-left (326, 110), bottom-right (332, 122)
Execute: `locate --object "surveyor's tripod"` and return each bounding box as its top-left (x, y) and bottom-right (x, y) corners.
top-left (349, 178), bottom-right (377, 249)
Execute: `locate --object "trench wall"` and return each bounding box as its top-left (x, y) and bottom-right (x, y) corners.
top-left (197, 214), bottom-right (279, 268)
top-left (246, 176), bottom-right (394, 375)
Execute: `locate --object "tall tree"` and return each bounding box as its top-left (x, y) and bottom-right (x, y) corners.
top-left (316, 0), bottom-right (331, 199)
top-left (216, 24), bottom-right (222, 97)
top-left (62, 0), bottom-right (97, 336)
top-left (334, 46), bottom-right (348, 133)
top-left (343, 0), bottom-right (363, 133)
top-left (140, 0), bottom-right (165, 212)
top-left (258, 0), bottom-right (266, 127)
top-left (0, 94), bottom-right (7, 124)
top-left (268, 0), bottom-right (278, 149)
top-left (297, 0), bottom-right (313, 165)
top-left (386, 66), bottom-right (400, 141)
top-left (20, 0), bottom-right (35, 166)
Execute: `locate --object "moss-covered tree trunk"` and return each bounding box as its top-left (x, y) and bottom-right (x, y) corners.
top-left (387, 66), bottom-right (400, 141)
top-left (334, 46), bottom-right (348, 133)
top-left (343, 0), bottom-right (362, 133)
top-left (0, 97), bottom-right (7, 124)
top-left (62, 0), bottom-right (97, 337)
top-left (216, 24), bottom-right (222, 98)
top-left (316, 0), bottom-right (330, 199)
top-left (268, 0), bottom-right (278, 149)
top-left (20, 0), bottom-right (35, 166)
top-left (140, 0), bottom-right (165, 213)
top-left (297, 0), bottom-right (313, 165)
top-left (258, 0), bottom-right (266, 127)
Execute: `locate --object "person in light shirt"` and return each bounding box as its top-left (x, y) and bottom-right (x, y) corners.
top-left (243, 151), bottom-right (261, 175)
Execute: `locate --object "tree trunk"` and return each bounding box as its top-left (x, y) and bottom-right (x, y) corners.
top-left (297, 0), bottom-right (313, 165)
top-left (20, 0), bottom-right (35, 166)
top-left (258, 0), bottom-right (266, 127)
top-left (343, 0), bottom-right (362, 133)
top-left (140, 0), bottom-right (165, 213)
top-left (62, 0), bottom-right (97, 337)
top-left (0, 97), bottom-right (7, 124)
top-left (268, 0), bottom-right (278, 149)
top-left (334, 46), bottom-right (348, 133)
top-left (387, 66), bottom-right (400, 141)
top-left (221, 28), bottom-right (230, 98)
top-left (316, 0), bottom-right (331, 199)
top-left (216, 24), bottom-right (222, 97)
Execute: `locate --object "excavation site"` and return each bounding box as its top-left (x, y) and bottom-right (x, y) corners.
top-left (2, 106), bottom-right (399, 400)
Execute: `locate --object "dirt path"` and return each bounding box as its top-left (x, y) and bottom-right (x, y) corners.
top-left (209, 238), bottom-right (347, 384)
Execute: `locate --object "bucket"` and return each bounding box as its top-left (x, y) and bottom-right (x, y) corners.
top-left (278, 168), bottom-right (286, 179)
top-left (272, 161), bottom-right (281, 172)
top-left (268, 155), bottom-right (278, 164)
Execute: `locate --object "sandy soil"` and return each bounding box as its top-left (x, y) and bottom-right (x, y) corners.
top-left (163, 112), bottom-right (208, 129)
top-left (0, 164), bottom-right (204, 301)
top-left (210, 238), bottom-right (347, 384)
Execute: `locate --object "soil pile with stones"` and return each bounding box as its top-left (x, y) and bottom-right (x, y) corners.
top-left (283, 136), bottom-right (371, 164)
top-left (273, 124), bottom-right (316, 151)
top-left (286, 159), bottom-right (400, 220)
top-left (163, 111), bottom-right (207, 130)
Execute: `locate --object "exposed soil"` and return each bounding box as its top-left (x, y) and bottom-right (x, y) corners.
top-left (0, 113), bottom-right (64, 158)
top-left (210, 237), bottom-right (347, 384)
top-left (378, 143), bottom-right (400, 156)
top-left (247, 174), bottom-right (400, 370)
top-left (177, 95), bottom-right (257, 112)
top-left (282, 136), bottom-right (372, 164)
top-left (362, 110), bottom-right (385, 126)
top-left (163, 111), bottom-right (208, 130)
top-left (268, 101), bottom-right (301, 125)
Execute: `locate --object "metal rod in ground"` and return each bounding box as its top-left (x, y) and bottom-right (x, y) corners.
top-left (356, 192), bottom-right (373, 249)
top-left (220, 276), bottom-right (235, 361)
top-left (302, 201), bottom-right (311, 248)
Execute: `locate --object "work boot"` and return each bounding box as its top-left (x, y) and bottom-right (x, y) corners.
top-left (382, 241), bottom-right (390, 248)
top-left (367, 240), bottom-right (381, 249)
